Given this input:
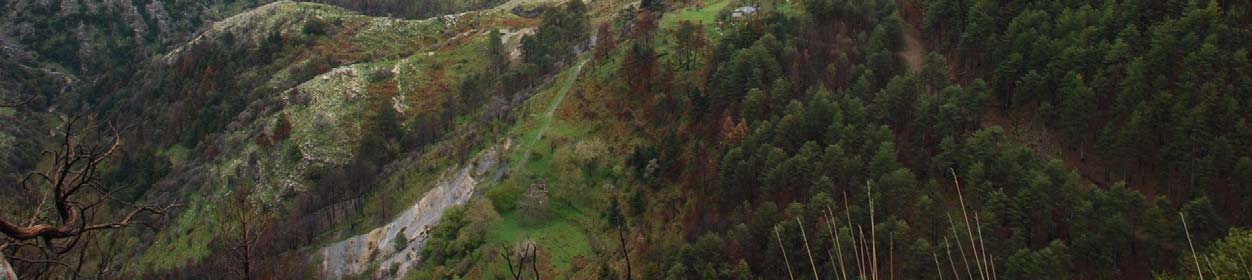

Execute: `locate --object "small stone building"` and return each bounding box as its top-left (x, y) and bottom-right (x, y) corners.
top-left (516, 182), bottom-right (550, 225)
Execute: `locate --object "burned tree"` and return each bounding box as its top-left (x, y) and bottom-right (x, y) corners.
top-left (498, 241), bottom-right (539, 280)
top-left (216, 182), bottom-right (271, 280)
top-left (0, 115), bottom-right (179, 278)
top-left (606, 196), bottom-right (631, 280)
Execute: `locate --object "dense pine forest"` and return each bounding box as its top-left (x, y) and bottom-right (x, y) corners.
top-left (1, 0), bottom-right (1250, 279)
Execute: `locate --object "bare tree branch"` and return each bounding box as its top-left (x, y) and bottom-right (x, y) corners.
top-left (0, 96), bottom-right (35, 108)
top-left (0, 114), bottom-right (179, 278)
top-left (499, 243), bottom-right (523, 280)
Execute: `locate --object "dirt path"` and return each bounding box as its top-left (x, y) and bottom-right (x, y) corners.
top-left (521, 58), bottom-right (588, 163)
top-left (893, 0), bottom-right (926, 73)
top-left (898, 21), bottom-right (925, 73)
top-left (538, 60), bottom-right (588, 132)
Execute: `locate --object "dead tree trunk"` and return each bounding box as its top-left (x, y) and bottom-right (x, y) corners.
top-left (617, 222), bottom-right (632, 280)
top-left (219, 181), bottom-right (270, 280)
top-left (529, 243), bottom-right (539, 280)
top-left (500, 243), bottom-right (524, 280)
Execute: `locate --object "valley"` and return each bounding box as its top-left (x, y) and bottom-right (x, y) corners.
top-left (2, 0), bottom-right (1251, 279)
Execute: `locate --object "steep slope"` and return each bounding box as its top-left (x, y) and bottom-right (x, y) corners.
top-left (0, 0), bottom-right (269, 101)
top-left (8, 0), bottom-right (1247, 277)
top-left (320, 140), bottom-right (509, 279)
top-left (107, 1), bottom-right (547, 275)
top-left (317, 56), bottom-right (590, 279)
top-left (312, 0), bottom-right (502, 19)
top-left (370, 0), bottom-right (1252, 279)
top-left (0, 0), bottom-right (277, 186)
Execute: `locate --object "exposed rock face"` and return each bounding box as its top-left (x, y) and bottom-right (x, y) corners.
top-left (498, 27), bottom-right (535, 63)
top-left (319, 139), bottom-right (510, 279)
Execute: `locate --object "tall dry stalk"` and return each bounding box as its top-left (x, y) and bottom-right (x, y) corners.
top-left (889, 231), bottom-right (895, 280)
top-left (827, 206), bottom-right (849, 280)
top-left (944, 237), bottom-right (960, 280)
top-left (950, 169), bottom-right (986, 280)
top-left (798, 217), bottom-right (820, 280)
top-left (975, 213), bottom-right (991, 280)
top-left (990, 254), bottom-right (997, 280)
top-left (933, 251), bottom-right (945, 280)
top-left (845, 192), bottom-right (864, 278)
top-left (1204, 256), bottom-right (1218, 280)
top-left (947, 213), bottom-right (973, 279)
top-left (868, 182), bottom-right (879, 280)
top-left (854, 224), bottom-right (866, 279)
top-left (827, 249), bottom-right (841, 280)
top-left (1237, 250), bottom-right (1251, 280)
top-left (859, 226), bottom-right (870, 279)
top-left (1181, 212), bottom-right (1204, 280)
top-left (776, 225), bottom-right (796, 280)
top-left (859, 229), bottom-right (869, 279)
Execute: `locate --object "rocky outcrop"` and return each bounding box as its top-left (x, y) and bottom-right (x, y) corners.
top-left (319, 139), bottom-right (510, 279)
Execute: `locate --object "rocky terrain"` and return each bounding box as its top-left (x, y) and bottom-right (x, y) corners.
top-left (320, 140), bottom-right (509, 279)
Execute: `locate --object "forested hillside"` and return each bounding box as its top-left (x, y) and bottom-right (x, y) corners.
top-left (924, 0), bottom-right (1252, 215)
top-left (1, 0), bottom-right (1249, 279)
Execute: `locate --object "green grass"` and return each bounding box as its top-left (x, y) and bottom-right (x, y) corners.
top-left (137, 194), bottom-right (222, 271)
top-left (508, 59), bottom-right (589, 177)
top-left (478, 58), bottom-right (599, 275)
top-left (485, 204), bottom-right (592, 272)
top-left (661, 0), bottom-right (730, 28)
top-left (529, 60), bottom-right (587, 146)
top-left (655, 0), bottom-right (731, 67)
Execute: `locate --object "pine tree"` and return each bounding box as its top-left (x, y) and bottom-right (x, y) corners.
top-left (487, 28), bottom-right (507, 74)
top-left (920, 52), bottom-right (949, 94)
top-left (1057, 71), bottom-right (1096, 160)
top-left (1236, 157), bottom-right (1252, 220)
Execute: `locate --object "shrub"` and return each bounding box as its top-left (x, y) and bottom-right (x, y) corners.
top-left (393, 231), bottom-right (409, 251)
top-left (486, 180), bottom-right (525, 213)
top-left (302, 18), bottom-right (331, 36)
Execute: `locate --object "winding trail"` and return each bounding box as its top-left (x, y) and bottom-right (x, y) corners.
top-left (519, 59), bottom-right (588, 164)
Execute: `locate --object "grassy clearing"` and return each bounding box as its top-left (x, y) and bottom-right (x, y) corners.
top-left (476, 58), bottom-right (596, 275)
top-left (508, 59), bottom-right (589, 176)
top-left (493, 58), bottom-right (590, 208)
top-left (655, 0), bottom-right (731, 65)
top-left (485, 204), bottom-right (592, 272)
top-left (661, 0), bottom-right (730, 29)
